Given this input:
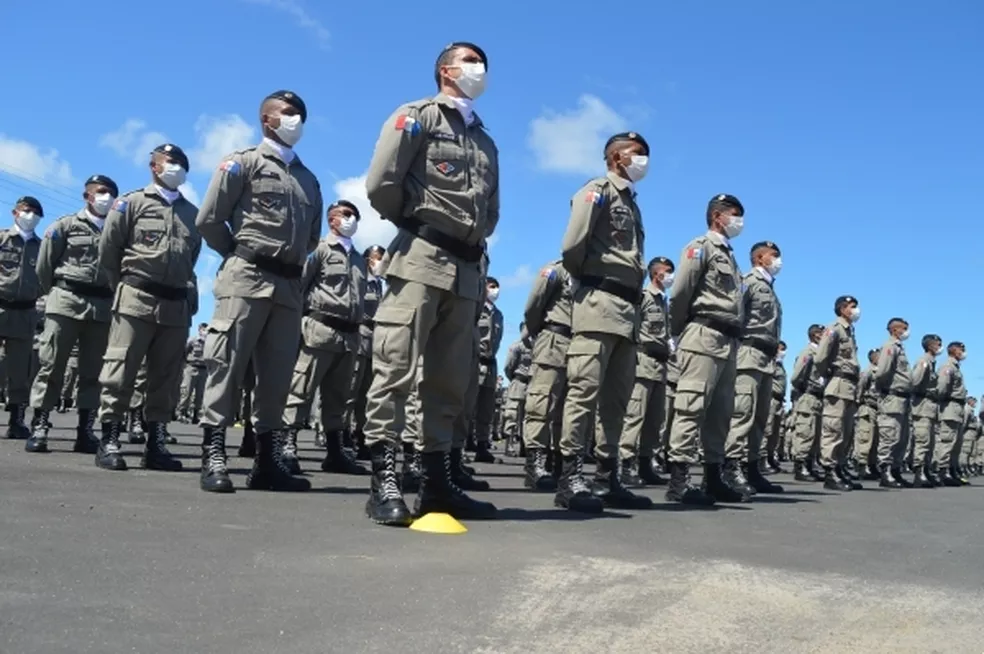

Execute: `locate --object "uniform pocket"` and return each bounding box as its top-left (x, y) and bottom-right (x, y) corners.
top-left (204, 317), bottom-right (235, 366)
top-left (524, 387), bottom-right (549, 421)
top-left (674, 379), bottom-right (706, 417)
top-left (565, 336), bottom-right (602, 381)
top-left (372, 305), bottom-right (415, 370)
top-left (290, 349), bottom-right (314, 399)
top-left (733, 385), bottom-right (754, 422)
top-left (98, 346), bottom-right (129, 389)
top-left (134, 218), bottom-right (167, 249)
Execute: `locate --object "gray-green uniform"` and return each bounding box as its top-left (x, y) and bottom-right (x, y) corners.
top-left (872, 337), bottom-right (912, 470)
top-left (179, 332), bottom-right (207, 420)
top-left (762, 354), bottom-right (787, 462)
top-left (0, 226), bottom-right (42, 438)
top-left (936, 356), bottom-right (967, 472)
top-left (196, 134), bottom-right (323, 492)
top-left (502, 337), bottom-right (532, 446)
top-left (61, 343), bottom-right (79, 409)
top-left (31, 208), bottom-right (114, 446)
top-left (473, 298), bottom-right (503, 446)
top-left (853, 364), bottom-right (879, 469)
top-left (661, 348), bottom-right (680, 459)
top-left (30, 301), bottom-right (43, 390)
top-left (348, 274), bottom-right (383, 438)
top-left (959, 405), bottom-right (977, 470)
top-left (725, 267), bottom-right (782, 466)
top-left (908, 352), bottom-right (939, 471)
top-left (813, 318), bottom-right (859, 469)
top-left (93, 183), bottom-right (200, 470)
top-left (619, 282), bottom-right (670, 464)
top-left (790, 343), bottom-right (824, 466)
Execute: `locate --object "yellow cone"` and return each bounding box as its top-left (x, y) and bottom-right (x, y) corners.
top-left (409, 512), bottom-right (468, 535)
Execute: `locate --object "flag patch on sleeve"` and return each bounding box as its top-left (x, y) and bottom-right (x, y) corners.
top-left (394, 115), bottom-right (421, 135)
top-left (686, 247), bottom-right (702, 260)
top-left (584, 190), bottom-right (604, 205)
top-left (540, 267), bottom-right (556, 279)
top-left (220, 160), bottom-right (241, 174)
top-left (112, 198), bottom-right (128, 212)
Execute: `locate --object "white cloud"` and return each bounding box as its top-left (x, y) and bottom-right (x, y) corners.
top-left (500, 264), bottom-right (535, 289)
top-left (487, 233), bottom-right (500, 249)
top-left (188, 115), bottom-right (255, 172)
top-left (333, 173), bottom-right (396, 253)
top-left (98, 119), bottom-right (168, 167)
top-left (241, 0), bottom-right (329, 49)
top-left (0, 134), bottom-right (76, 186)
top-left (179, 181), bottom-right (201, 206)
top-left (527, 95), bottom-right (628, 176)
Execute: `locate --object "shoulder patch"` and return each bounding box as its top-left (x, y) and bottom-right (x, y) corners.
top-left (219, 159), bottom-right (241, 174)
top-left (686, 246), bottom-right (702, 260)
top-left (540, 266), bottom-right (556, 279)
top-left (44, 225), bottom-right (59, 239)
top-left (584, 190), bottom-right (604, 205)
top-left (112, 198), bottom-right (128, 213)
top-left (394, 114), bottom-right (421, 135)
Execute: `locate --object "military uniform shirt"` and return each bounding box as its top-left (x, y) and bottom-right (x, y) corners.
top-left (300, 234), bottom-right (367, 352)
top-left (0, 228), bottom-right (41, 338)
top-left (772, 360), bottom-right (787, 400)
top-left (873, 337), bottom-right (912, 414)
top-left (635, 284), bottom-right (670, 382)
top-left (358, 275), bottom-right (384, 357)
top-left (791, 343), bottom-right (824, 396)
top-left (38, 211), bottom-right (114, 322)
top-left (910, 352), bottom-right (939, 419)
top-left (937, 357), bottom-right (968, 423)
top-left (186, 336), bottom-right (206, 366)
top-left (813, 318), bottom-right (859, 401)
top-left (736, 267), bottom-right (782, 374)
top-left (524, 260), bottom-right (573, 370)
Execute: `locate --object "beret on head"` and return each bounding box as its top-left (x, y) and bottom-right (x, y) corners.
top-left (85, 174), bottom-right (119, 197)
top-left (604, 131), bottom-right (650, 157)
top-left (16, 195), bottom-right (43, 216)
top-left (264, 90), bottom-right (307, 122)
top-left (153, 143), bottom-right (190, 172)
top-left (327, 200), bottom-right (360, 219)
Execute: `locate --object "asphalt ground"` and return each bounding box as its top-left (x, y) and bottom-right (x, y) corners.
top-left (2, 413), bottom-right (983, 654)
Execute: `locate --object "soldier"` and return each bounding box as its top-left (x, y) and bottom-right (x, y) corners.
top-left (281, 199), bottom-right (368, 477)
top-left (909, 334), bottom-right (943, 487)
top-left (88, 143), bottom-right (198, 472)
top-left (361, 42), bottom-right (499, 525)
top-left (935, 342), bottom-right (968, 487)
top-left (502, 330), bottom-right (532, 462)
top-left (179, 323), bottom-right (208, 422)
top-left (958, 397), bottom-right (978, 483)
top-left (472, 276), bottom-right (503, 462)
top-left (666, 194), bottom-right (749, 505)
top-left (196, 90), bottom-right (321, 494)
top-left (724, 241), bottom-right (784, 495)
top-left (790, 324), bottom-right (827, 482)
top-left (522, 259), bottom-right (573, 491)
top-left (854, 349), bottom-right (881, 480)
top-left (58, 343), bottom-right (79, 413)
top-left (2, 196), bottom-right (44, 440)
top-left (619, 256), bottom-right (673, 488)
top-left (27, 175), bottom-right (118, 455)
top-left (871, 317), bottom-right (913, 488)
top-left (348, 244), bottom-right (385, 459)
top-left (762, 340), bottom-right (787, 472)
top-left (813, 296), bottom-right (863, 491)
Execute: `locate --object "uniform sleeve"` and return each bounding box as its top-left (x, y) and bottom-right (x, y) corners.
top-left (872, 343), bottom-right (896, 390)
top-left (195, 152), bottom-right (246, 256)
top-left (36, 220), bottom-right (68, 294)
top-left (491, 309), bottom-right (504, 355)
top-left (910, 358), bottom-right (928, 390)
top-left (668, 243), bottom-right (705, 337)
top-left (855, 369), bottom-right (870, 402)
top-left (98, 196), bottom-right (132, 289)
top-left (309, 179), bottom-right (323, 255)
top-left (936, 364), bottom-right (953, 399)
top-left (486, 171), bottom-right (500, 239)
top-left (790, 350), bottom-right (811, 391)
top-left (523, 266), bottom-right (558, 336)
top-left (365, 105), bottom-right (427, 220)
top-left (301, 244), bottom-right (325, 295)
top-left (504, 345), bottom-right (519, 380)
top-left (812, 328), bottom-right (839, 377)
top-left (560, 184), bottom-right (604, 278)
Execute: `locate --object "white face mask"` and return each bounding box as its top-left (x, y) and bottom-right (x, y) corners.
top-left (899, 330), bottom-right (910, 341)
top-left (158, 163), bottom-right (187, 190)
top-left (336, 215), bottom-right (358, 238)
top-left (486, 286), bottom-right (500, 303)
top-left (370, 260), bottom-right (382, 277)
top-left (661, 272), bottom-right (675, 289)
top-left (766, 256), bottom-right (782, 277)
top-left (275, 114), bottom-right (304, 147)
top-left (625, 155), bottom-right (649, 182)
top-left (454, 63), bottom-right (487, 100)
top-left (776, 351), bottom-right (786, 363)
top-left (849, 306), bottom-right (861, 322)
top-left (723, 214), bottom-right (744, 238)
top-left (91, 192), bottom-right (115, 216)
top-left (15, 211), bottom-right (40, 233)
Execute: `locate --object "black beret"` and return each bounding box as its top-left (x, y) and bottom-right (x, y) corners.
top-left (750, 240), bottom-right (780, 257)
top-left (327, 200), bottom-right (360, 219)
top-left (153, 143), bottom-right (190, 172)
top-left (264, 90), bottom-right (307, 122)
top-left (808, 323), bottom-right (825, 333)
top-left (85, 174), bottom-right (119, 197)
top-left (363, 245), bottom-right (386, 259)
top-left (486, 276), bottom-right (500, 286)
top-left (16, 195), bottom-right (43, 216)
top-left (834, 295), bottom-right (858, 313)
top-left (708, 193), bottom-right (744, 215)
top-left (778, 340), bottom-right (787, 348)
top-left (947, 341), bottom-right (965, 350)
top-left (648, 255), bottom-right (675, 272)
top-left (886, 317), bottom-right (908, 328)
top-left (604, 132), bottom-right (650, 157)
top-left (439, 41), bottom-right (488, 68)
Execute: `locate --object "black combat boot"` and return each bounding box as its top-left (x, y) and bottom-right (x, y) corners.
top-left (747, 460), bottom-right (784, 493)
top-left (619, 457), bottom-right (645, 488)
top-left (200, 427), bottom-right (235, 493)
top-left (320, 430), bottom-right (368, 475)
top-left (142, 422), bottom-right (183, 471)
top-left (703, 462), bottom-right (751, 502)
top-left (859, 461), bottom-right (880, 481)
top-left (955, 466), bottom-right (971, 486)
top-left (664, 462), bottom-right (716, 505)
top-left (767, 452), bottom-right (785, 474)
top-left (794, 460), bottom-right (813, 482)
top-left (246, 431), bottom-right (311, 492)
top-left (808, 461), bottom-right (826, 482)
top-left (24, 408), bottom-right (51, 453)
top-left (400, 441), bottom-right (421, 493)
top-left (592, 458), bottom-right (653, 509)
top-left (554, 454), bottom-right (605, 513)
top-left (72, 409), bottom-right (98, 453)
top-left (127, 409), bottom-right (146, 444)
top-left (237, 419), bottom-right (256, 458)
top-left (523, 448), bottom-right (557, 491)
top-left (450, 448), bottom-right (491, 491)
top-left (913, 466), bottom-right (935, 488)
top-left (924, 463), bottom-right (941, 487)
top-left (878, 464), bottom-right (903, 489)
top-left (843, 460), bottom-right (860, 480)
top-left (473, 440), bottom-right (497, 464)
top-left (414, 451), bottom-right (498, 520)
top-left (366, 443), bottom-right (413, 526)
top-left (281, 427), bottom-right (301, 475)
top-left (938, 465), bottom-right (961, 487)
top-left (891, 467), bottom-right (914, 488)
top-left (723, 459), bottom-right (755, 496)
top-left (95, 422), bottom-right (128, 471)
top-left (836, 465), bottom-right (863, 490)
top-left (638, 455), bottom-right (668, 486)
top-left (5, 404), bottom-right (31, 440)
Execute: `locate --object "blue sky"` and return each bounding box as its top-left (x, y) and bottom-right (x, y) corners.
top-left (2, 0), bottom-right (982, 394)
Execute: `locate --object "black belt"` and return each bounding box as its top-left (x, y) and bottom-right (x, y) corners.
top-left (190, 363), bottom-right (206, 369)
top-left (881, 390), bottom-right (910, 399)
top-left (543, 322), bottom-right (572, 338)
top-left (911, 391), bottom-right (936, 401)
top-left (833, 371), bottom-right (860, 384)
top-left (942, 397), bottom-right (967, 406)
top-left (667, 381), bottom-right (677, 390)
top-left (304, 310), bottom-right (359, 333)
top-left (479, 355), bottom-right (495, 366)
top-left (121, 274), bottom-right (188, 301)
top-left (54, 278), bottom-right (113, 299)
top-left (742, 337), bottom-right (778, 358)
top-left (692, 317), bottom-right (742, 340)
top-left (806, 388), bottom-right (823, 399)
top-left (772, 392), bottom-right (784, 401)
top-left (642, 342), bottom-right (669, 362)
top-left (579, 275), bottom-right (641, 306)
top-left (234, 245), bottom-right (303, 279)
top-left (0, 298), bottom-right (36, 310)
top-left (400, 217), bottom-right (484, 263)
top-left (512, 373), bottom-right (531, 384)
top-left (363, 318), bottom-right (375, 329)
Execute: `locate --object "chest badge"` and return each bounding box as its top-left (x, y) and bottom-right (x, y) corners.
top-left (436, 161), bottom-right (456, 176)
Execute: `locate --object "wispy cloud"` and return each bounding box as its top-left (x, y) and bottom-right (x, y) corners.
top-left (500, 264), bottom-right (535, 289)
top-left (241, 0), bottom-right (329, 50)
top-left (527, 95), bottom-right (628, 177)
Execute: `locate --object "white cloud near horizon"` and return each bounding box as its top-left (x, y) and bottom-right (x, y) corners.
top-left (528, 95), bottom-right (629, 176)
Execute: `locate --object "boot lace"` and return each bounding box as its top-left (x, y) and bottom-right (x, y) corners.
top-left (32, 410), bottom-right (51, 440)
top-left (154, 423), bottom-right (174, 455)
top-left (378, 446), bottom-right (403, 501)
top-left (568, 455), bottom-right (591, 494)
top-left (104, 423), bottom-right (122, 454)
top-left (206, 428), bottom-right (228, 474)
top-left (283, 428), bottom-right (298, 458)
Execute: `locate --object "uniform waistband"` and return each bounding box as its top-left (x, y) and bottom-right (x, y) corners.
top-left (479, 355), bottom-right (495, 366)
top-left (54, 278), bottom-right (114, 299)
top-left (542, 322), bottom-right (572, 338)
top-left (234, 244), bottom-right (303, 280)
top-left (0, 298), bottom-right (36, 310)
top-left (512, 373), bottom-right (531, 384)
top-left (121, 273), bottom-right (188, 301)
top-left (692, 317), bottom-right (742, 340)
top-left (304, 309), bottom-right (359, 333)
top-left (742, 337), bottom-right (778, 358)
top-left (642, 342), bottom-right (669, 362)
top-left (400, 217), bottom-right (484, 263)
top-left (833, 370), bottom-right (860, 384)
top-left (579, 275), bottom-right (641, 306)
